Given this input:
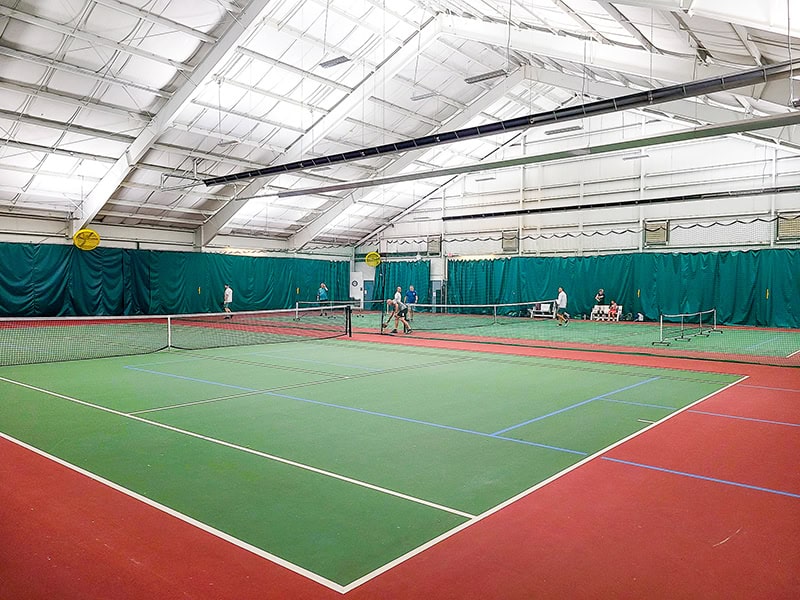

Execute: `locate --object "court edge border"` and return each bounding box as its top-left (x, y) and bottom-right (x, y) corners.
top-left (0, 370), bottom-right (749, 595)
top-left (339, 373), bottom-right (750, 593)
top-left (0, 431), bottom-right (348, 594)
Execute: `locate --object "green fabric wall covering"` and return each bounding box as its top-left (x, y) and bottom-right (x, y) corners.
top-left (377, 260), bottom-right (431, 305)
top-left (0, 243), bottom-right (349, 317)
top-left (447, 249), bottom-right (799, 328)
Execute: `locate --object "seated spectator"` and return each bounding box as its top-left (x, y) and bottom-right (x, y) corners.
top-left (595, 288), bottom-right (605, 304)
top-left (609, 300), bottom-right (619, 320)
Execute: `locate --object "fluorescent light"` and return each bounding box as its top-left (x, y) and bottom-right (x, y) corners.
top-left (319, 55), bottom-right (350, 68)
top-left (544, 125), bottom-right (583, 135)
top-left (411, 91), bottom-right (438, 101)
top-left (475, 176), bottom-right (496, 182)
top-left (622, 153), bottom-right (650, 161)
top-left (464, 69), bottom-right (507, 84)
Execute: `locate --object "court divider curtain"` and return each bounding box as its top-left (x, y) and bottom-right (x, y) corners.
top-left (0, 242), bottom-right (349, 317)
top-left (377, 260), bottom-right (431, 305)
top-left (446, 248), bottom-right (799, 328)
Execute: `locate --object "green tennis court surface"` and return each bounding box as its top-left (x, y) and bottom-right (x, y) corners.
top-left (0, 340), bottom-right (741, 588)
top-left (397, 315), bottom-right (800, 361)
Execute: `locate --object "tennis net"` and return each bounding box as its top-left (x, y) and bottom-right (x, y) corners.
top-left (654, 308), bottom-right (720, 345)
top-left (0, 305), bottom-right (351, 367)
top-left (387, 300), bottom-right (557, 332)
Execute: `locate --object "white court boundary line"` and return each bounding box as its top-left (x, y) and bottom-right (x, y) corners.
top-left (341, 374), bottom-right (749, 592)
top-left (0, 376), bottom-right (475, 593)
top-left (0, 373), bottom-right (748, 594)
top-left (0, 431), bottom-right (343, 593)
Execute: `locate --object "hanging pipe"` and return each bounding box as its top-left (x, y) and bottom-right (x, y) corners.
top-left (203, 60), bottom-right (799, 188)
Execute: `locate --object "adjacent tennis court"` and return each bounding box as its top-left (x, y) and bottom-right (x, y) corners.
top-left (0, 335), bottom-right (743, 590)
top-left (356, 302), bottom-right (800, 366)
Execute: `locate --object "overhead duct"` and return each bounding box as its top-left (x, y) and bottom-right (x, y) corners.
top-left (256, 111), bottom-right (800, 200)
top-left (441, 184), bottom-right (800, 222)
top-left (203, 60), bottom-right (798, 188)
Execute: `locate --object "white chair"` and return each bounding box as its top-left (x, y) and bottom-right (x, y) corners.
top-left (591, 305), bottom-right (609, 321)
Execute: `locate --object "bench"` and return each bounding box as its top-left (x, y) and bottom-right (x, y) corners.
top-left (591, 304), bottom-right (622, 321)
top-left (528, 301), bottom-right (556, 319)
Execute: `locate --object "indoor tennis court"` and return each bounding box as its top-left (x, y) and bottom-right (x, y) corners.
top-left (2, 312), bottom-right (799, 597)
top-left (2, 1), bottom-right (800, 599)
top-left (0, 338), bottom-right (741, 588)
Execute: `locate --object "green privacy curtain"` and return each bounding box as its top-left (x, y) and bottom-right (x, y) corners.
top-left (376, 260), bottom-right (431, 304)
top-left (446, 249), bottom-right (799, 327)
top-left (0, 242), bottom-right (349, 317)
top-left (0, 242), bottom-right (796, 326)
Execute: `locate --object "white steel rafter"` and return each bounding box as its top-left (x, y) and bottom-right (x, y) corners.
top-left (195, 17), bottom-right (443, 248)
top-left (72, 0), bottom-right (275, 235)
top-left (441, 14), bottom-right (790, 113)
top-left (439, 14), bottom-right (728, 83)
top-left (290, 69), bottom-right (527, 248)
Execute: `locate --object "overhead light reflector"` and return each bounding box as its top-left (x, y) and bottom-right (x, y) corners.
top-left (320, 55), bottom-right (350, 68)
top-left (464, 69), bottom-right (507, 84)
top-left (544, 125), bottom-right (583, 135)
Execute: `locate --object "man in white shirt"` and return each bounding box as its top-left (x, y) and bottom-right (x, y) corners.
top-left (556, 287), bottom-right (569, 326)
top-left (223, 284), bottom-right (233, 319)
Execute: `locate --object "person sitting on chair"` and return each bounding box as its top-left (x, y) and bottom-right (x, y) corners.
top-left (609, 300), bottom-right (619, 320)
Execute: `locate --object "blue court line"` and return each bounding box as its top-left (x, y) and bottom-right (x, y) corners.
top-left (124, 366), bottom-right (587, 456)
top-left (744, 336), bottom-right (778, 350)
top-left (688, 410), bottom-right (800, 428)
top-left (247, 351), bottom-right (382, 372)
top-left (740, 384), bottom-right (800, 394)
top-left (602, 457), bottom-right (800, 499)
top-left (262, 389), bottom-right (587, 456)
top-left (491, 376), bottom-right (661, 436)
top-left (124, 366), bottom-right (258, 391)
top-left (601, 398), bottom-right (675, 411)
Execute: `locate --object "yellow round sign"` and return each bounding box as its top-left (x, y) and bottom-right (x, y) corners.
top-left (73, 228), bottom-right (101, 251)
top-left (365, 251), bottom-right (381, 267)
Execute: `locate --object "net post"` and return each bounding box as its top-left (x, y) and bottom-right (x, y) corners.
top-left (652, 313), bottom-right (670, 346)
top-left (167, 316), bottom-right (172, 349)
top-left (294, 301), bottom-right (299, 321)
top-left (709, 308), bottom-right (722, 334)
top-left (346, 305), bottom-right (352, 337)
top-left (675, 314), bottom-right (691, 341)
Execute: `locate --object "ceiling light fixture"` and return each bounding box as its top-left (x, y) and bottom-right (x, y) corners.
top-left (411, 91), bottom-right (438, 101)
top-left (544, 125), bottom-right (583, 135)
top-left (320, 55), bottom-right (350, 68)
top-left (622, 153), bottom-right (650, 161)
top-left (464, 69), bottom-right (507, 84)
top-left (475, 176), bottom-right (496, 182)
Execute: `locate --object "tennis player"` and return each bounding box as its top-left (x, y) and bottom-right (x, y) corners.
top-left (404, 285), bottom-right (418, 321)
top-left (317, 282), bottom-right (329, 316)
top-left (223, 284), bottom-right (233, 319)
top-left (556, 286), bottom-right (569, 326)
top-left (385, 298), bottom-right (412, 334)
